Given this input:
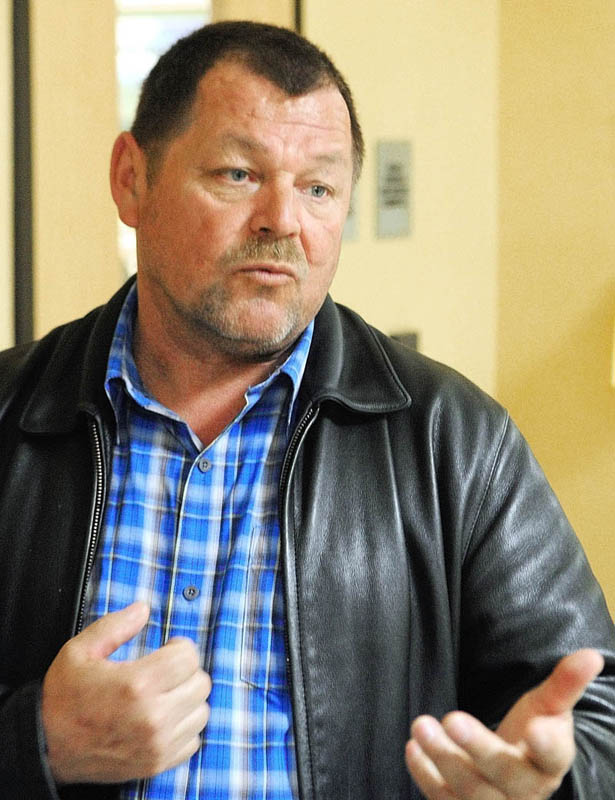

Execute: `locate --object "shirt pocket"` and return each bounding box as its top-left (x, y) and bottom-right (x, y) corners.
top-left (240, 525), bottom-right (288, 690)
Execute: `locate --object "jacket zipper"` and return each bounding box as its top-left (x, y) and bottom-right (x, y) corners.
top-left (279, 403), bottom-right (319, 800)
top-left (80, 419), bottom-right (150, 800)
top-left (279, 405), bottom-right (317, 498)
top-left (74, 418), bottom-right (106, 634)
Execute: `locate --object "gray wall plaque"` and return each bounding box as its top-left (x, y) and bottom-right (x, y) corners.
top-left (343, 185), bottom-right (359, 241)
top-left (377, 140), bottom-right (411, 238)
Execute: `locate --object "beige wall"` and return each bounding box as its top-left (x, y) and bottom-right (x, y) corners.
top-left (212, 0), bottom-right (293, 27)
top-left (30, 0), bottom-right (121, 338)
top-left (305, 0), bottom-right (499, 394)
top-left (0, 0), bottom-right (12, 349)
top-left (498, 1), bottom-right (615, 615)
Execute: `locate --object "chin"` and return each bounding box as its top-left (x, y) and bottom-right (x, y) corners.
top-left (178, 288), bottom-right (317, 361)
top-left (203, 300), bottom-right (307, 354)
top-left (217, 324), bottom-right (302, 363)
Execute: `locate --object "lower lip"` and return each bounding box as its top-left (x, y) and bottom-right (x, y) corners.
top-left (240, 269), bottom-right (294, 286)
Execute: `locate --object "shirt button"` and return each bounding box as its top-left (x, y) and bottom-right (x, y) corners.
top-left (197, 458), bottom-right (211, 473)
top-left (183, 585), bottom-right (200, 601)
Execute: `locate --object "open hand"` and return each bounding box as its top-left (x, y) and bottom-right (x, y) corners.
top-left (41, 602), bottom-right (211, 785)
top-left (405, 649), bottom-right (604, 799)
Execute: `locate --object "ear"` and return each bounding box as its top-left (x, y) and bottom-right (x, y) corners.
top-left (109, 132), bottom-right (148, 229)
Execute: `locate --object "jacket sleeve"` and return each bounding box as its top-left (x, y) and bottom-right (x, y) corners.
top-left (0, 681), bottom-right (121, 800)
top-left (456, 413), bottom-right (615, 799)
top-left (0, 681), bottom-right (61, 799)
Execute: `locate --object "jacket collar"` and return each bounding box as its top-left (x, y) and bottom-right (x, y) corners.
top-left (19, 285), bottom-right (410, 435)
top-left (301, 296), bottom-right (411, 414)
top-left (19, 278), bottom-right (135, 434)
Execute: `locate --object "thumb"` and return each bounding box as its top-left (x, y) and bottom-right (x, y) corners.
top-left (77, 602), bottom-right (150, 660)
top-left (529, 649), bottom-right (604, 716)
top-left (497, 649), bottom-right (604, 746)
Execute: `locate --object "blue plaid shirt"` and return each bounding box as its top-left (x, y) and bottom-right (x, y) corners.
top-left (83, 285), bottom-right (312, 799)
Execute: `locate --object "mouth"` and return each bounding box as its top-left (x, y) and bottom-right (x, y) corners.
top-left (236, 262), bottom-right (298, 284)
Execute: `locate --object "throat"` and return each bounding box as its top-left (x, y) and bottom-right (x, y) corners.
top-left (133, 310), bottom-right (287, 446)
top-left (177, 391), bottom-right (248, 448)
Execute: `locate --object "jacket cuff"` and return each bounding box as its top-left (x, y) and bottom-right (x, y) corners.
top-left (0, 680), bottom-right (61, 800)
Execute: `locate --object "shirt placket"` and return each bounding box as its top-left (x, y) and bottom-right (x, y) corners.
top-left (163, 449), bottom-right (223, 648)
top-left (144, 442), bottom-right (225, 800)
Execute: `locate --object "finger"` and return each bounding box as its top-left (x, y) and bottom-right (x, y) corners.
top-left (443, 711), bottom-right (555, 796)
top-left (167, 694), bottom-right (211, 748)
top-left (159, 668), bottom-right (212, 727)
top-left (405, 738), bottom-right (458, 800)
top-left (147, 679), bottom-right (211, 775)
top-left (131, 636), bottom-right (203, 692)
top-left (162, 731), bottom-right (205, 775)
top-left (410, 715), bottom-right (508, 800)
top-left (78, 602), bottom-right (150, 660)
top-left (528, 649), bottom-right (604, 717)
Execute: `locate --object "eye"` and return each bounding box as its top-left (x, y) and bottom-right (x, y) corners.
top-left (228, 168), bottom-right (249, 182)
top-left (309, 184), bottom-right (329, 198)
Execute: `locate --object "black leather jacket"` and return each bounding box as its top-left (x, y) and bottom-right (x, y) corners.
top-left (1, 280), bottom-right (614, 800)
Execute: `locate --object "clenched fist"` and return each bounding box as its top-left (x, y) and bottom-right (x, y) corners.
top-left (41, 602), bottom-right (211, 785)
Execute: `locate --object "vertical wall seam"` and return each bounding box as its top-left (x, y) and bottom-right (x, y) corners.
top-left (294, 0), bottom-right (302, 33)
top-left (13, 0), bottom-right (33, 345)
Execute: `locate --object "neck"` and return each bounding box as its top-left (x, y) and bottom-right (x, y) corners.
top-left (133, 311), bottom-right (288, 448)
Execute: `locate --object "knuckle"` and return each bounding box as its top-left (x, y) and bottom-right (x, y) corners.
top-left (143, 705), bottom-right (168, 739)
top-left (185, 702), bottom-right (209, 735)
top-left (133, 712), bottom-right (157, 743)
top-left (539, 774), bottom-right (564, 798)
top-left (450, 773), bottom-right (485, 800)
top-left (199, 670), bottom-right (212, 698)
top-left (56, 637), bottom-right (83, 669)
top-left (120, 673), bottom-right (150, 705)
top-left (168, 736), bottom-right (201, 772)
top-left (170, 636), bottom-right (199, 663)
top-left (141, 750), bottom-right (168, 778)
top-left (188, 734), bottom-right (202, 757)
top-left (136, 721), bottom-right (170, 773)
top-left (431, 786), bottom-right (455, 800)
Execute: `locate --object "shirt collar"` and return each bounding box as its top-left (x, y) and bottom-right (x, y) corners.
top-left (105, 283), bottom-right (314, 439)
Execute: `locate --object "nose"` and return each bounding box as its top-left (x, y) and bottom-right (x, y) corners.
top-left (249, 179), bottom-right (301, 239)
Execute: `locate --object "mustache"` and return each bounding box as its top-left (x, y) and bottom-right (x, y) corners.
top-left (219, 237), bottom-right (306, 268)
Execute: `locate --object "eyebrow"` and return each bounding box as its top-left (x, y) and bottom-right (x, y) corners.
top-left (218, 133), bottom-right (349, 168)
top-left (219, 134), bottom-right (265, 154)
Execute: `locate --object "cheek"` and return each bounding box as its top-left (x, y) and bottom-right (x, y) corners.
top-left (301, 219), bottom-right (344, 269)
top-left (189, 203), bottom-right (252, 259)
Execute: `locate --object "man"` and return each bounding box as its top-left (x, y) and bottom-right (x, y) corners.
top-left (0, 20), bottom-right (613, 800)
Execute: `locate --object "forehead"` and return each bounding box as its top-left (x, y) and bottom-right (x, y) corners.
top-left (184, 60), bottom-right (353, 162)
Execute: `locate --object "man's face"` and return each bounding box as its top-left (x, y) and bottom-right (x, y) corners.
top-left (133, 59), bottom-right (354, 361)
